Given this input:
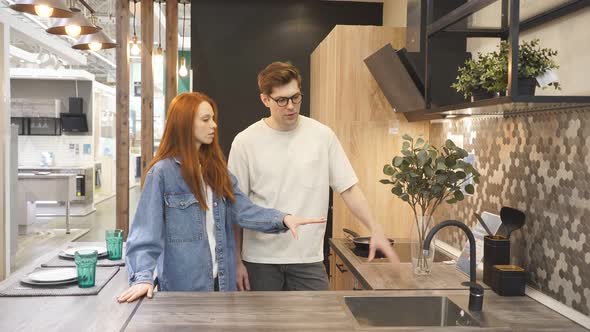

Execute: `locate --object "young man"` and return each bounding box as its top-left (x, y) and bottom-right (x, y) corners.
top-left (228, 62), bottom-right (398, 291)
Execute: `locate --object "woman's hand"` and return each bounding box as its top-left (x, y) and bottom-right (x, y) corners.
top-left (117, 283), bottom-right (154, 303)
top-left (283, 215), bottom-right (327, 239)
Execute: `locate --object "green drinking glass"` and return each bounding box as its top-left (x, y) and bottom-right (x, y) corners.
top-left (105, 229), bottom-right (124, 260)
top-left (75, 250), bottom-right (98, 288)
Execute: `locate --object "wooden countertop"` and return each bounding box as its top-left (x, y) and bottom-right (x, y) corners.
top-left (1, 241), bottom-right (584, 331)
top-left (125, 290), bottom-right (586, 331)
top-left (330, 238), bottom-right (474, 290)
top-left (0, 242), bottom-right (137, 332)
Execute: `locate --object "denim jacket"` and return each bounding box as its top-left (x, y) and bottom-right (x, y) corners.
top-left (125, 158), bottom-right (288, 291)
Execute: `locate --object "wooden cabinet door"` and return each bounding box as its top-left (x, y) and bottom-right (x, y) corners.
top-left (329, 249), bottom-right (355, 291)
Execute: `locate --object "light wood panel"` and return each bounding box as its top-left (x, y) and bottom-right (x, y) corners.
top-left (165, 0), bottom-right (178, 113)
top-left (116, 0), bottom-right (130, 238)
top-left (141, 0), bottom-right (154, 174)
top-left (311, 25), bottom-right (430, 241)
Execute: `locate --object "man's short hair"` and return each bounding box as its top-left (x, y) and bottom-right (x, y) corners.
top-left (257, 61), bottom-right (302, 95)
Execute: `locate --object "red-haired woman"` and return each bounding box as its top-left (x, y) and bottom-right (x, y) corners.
top-left (117, 92), bottom-right (325, 303)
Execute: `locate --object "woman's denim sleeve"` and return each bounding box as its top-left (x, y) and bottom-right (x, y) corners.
top-left (125, 169), bottom-right (165, 286)
top-left (228, 173), bottom-right (288, 233)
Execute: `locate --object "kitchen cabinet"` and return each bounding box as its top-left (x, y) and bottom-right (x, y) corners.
top-left (329, 248), bottom-right (362, 291)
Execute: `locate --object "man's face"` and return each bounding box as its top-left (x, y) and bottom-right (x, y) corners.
top-left (260, 79), bottom-right (302, 131)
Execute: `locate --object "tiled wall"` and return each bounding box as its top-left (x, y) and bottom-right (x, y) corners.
top-left (429, 108), bottom-right (590, 315)
top-left (18, 135), bottom-right (93, 167)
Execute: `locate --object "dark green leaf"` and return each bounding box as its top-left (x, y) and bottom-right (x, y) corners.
top-left (456, 171), bottom-right (467, 179)
top-left (465, 184), bottom-right (475, 194)
top-left (446, 198), bottom-right (457, 204)
top-left (393, 156), bottom-right (403, 167)
top-left (392, 186), bottom-right (403, 196)
top-left (402, 134), bottom-right (413, 141)
top-left (379, 179), bottom-right (392, 184)
top-left (402, 150), bottom-right (413, 157)
top-left (416, 138), bottom-right (425, 147)
top-left (383, 164), bottom-right (395, 176)
top-left (454, 190), bottom-right (464, 201)
top-left (402, 141), bottom-right (410, 150)
top-left (417, 150), bottom-right (428, 166)
top-left (445, 139), bottom-right (456, 149)
top-left (400, 193), bottom-right (410, 202)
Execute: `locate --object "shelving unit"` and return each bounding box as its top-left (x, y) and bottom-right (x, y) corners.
top-left (420, 0), bottom-right (590, 117)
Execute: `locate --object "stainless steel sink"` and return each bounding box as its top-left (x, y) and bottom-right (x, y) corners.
top-left (344, 296), bottom-right (480, 328)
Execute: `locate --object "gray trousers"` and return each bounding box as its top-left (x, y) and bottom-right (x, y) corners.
top-left (243, 261), bottom-right (330, 291)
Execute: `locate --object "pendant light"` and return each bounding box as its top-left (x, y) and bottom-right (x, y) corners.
top-left (178, 1), bottom-right (188, 77)
top-left (72, 30), bottom-right (116, 51)
top-left (153, 0), bottom-right (164, 66)
top-left (129, 0), bottom-right (140, 57)
top-left (46, 10), bottom-right (100, 38)
top-left (10, 0), bottom-right (74, 18)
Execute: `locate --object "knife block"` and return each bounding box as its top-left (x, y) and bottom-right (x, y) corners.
top-left (483, 235), bottom-right (510, 287)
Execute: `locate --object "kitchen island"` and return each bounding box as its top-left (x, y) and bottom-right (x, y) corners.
top-left (0, 242), bottom-right (585, 331)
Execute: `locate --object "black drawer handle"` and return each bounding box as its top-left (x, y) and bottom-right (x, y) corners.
top-left (335, 263), bottom-right (348, 273)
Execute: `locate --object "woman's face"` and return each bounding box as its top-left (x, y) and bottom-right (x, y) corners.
top-left (193, 101), bottom-right (217, 147)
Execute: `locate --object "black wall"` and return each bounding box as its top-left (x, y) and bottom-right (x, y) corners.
top-left (191, 0), bottom-right (382, 155)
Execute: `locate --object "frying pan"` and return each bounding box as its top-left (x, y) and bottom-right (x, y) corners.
top-left (343, 228), bottom-right (395, 251)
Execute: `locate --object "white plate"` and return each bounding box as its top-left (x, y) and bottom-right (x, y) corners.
top-left (21, 277), bottom-right (78, 286)
top-left (28, 268), bottom-right (78, 282)
top-left (63, 246), bottom-right (107, 257)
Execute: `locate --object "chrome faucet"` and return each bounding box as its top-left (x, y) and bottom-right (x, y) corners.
top-left (423, 220), bottom-right (484, 312)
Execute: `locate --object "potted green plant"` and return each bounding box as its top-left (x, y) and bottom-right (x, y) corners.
top-left (486, 38), bottom-right (560, 96)
top-left (380, 135), bottom-right (480, 275)
top-left (452, 53), bottom-right (497, 102)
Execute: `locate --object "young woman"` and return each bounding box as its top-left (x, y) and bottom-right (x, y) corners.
top-left (117, 92), bottom-right (325, 303)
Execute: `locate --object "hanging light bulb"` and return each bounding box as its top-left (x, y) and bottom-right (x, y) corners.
top-left (153, 1), bottom-right (164, 67)
top-left (129, 0), bottom-right (140, 57)
top-left (64, 24), bottom-right (82, 37)
top-left (88, 42), bottom-right (102, 51)
top-left (153, 47), bottom-right (163, 66)
top-left (34, 4), bottom-right (53, 17)
top-left (130, 36), bottom-right (141, 56)
top-left (178, 2), bottom-right (189, 77)
top-left (179, 57), bottom-right (188, 77)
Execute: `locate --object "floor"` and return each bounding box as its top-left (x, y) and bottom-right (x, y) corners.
top-left (12, 187), bottom-right (140, 271)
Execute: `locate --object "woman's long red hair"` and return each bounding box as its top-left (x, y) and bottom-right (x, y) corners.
top-left (142, 92), bottom-right (235, 209)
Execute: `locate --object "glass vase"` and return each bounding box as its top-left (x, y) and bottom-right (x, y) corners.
top-left (411, 215), bottom-right (436, 275)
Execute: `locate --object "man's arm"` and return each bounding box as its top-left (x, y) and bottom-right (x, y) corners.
top-left (340, 184), bottom-right (399, 263)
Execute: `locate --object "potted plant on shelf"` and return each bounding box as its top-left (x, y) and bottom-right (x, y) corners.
top-left (380, 135), bottom-right (480, 275)
top-left (451, 53), bottom-right (496, 102)
top-left (492, 38), bottom-right (560, 96)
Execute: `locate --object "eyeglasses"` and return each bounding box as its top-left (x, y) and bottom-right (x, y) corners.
top-left (267, 93), bottom-right (303, 107)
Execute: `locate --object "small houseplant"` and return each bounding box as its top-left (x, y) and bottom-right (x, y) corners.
top-left (380, 135), bottom-right (480, 275)
top-left (451, 53), bottom-right (497, 101)
top-left (489, 38), bottom-right (560, 95)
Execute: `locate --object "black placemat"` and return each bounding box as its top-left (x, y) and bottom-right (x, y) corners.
top-left (0, 266), bottom-right (119, 297)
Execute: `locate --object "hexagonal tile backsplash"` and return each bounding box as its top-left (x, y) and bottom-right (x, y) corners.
top-left (429, 109), bottom-right (590, 315)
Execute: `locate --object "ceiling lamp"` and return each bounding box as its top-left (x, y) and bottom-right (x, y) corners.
top-left (178, 1), bottom-right (188, 77)
top-left (10, 0), bottom-right (74, 18)
top-left (46, 11), bottom-right (100, 38)
top-left (72, 30), bottom-right (116, 51)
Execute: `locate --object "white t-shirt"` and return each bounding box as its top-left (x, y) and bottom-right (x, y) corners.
top-left (228, 115), bottom-right (358, 264)
top-left (205, 185), bottom-right (218, 277)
